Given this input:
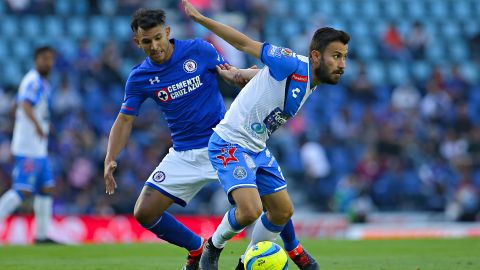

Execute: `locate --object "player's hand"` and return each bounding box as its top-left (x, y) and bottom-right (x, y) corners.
top-left (104, 160), bottom-right (118, 195)
top-left (35, 124), bottom-right (45, 138)
top-left (217, 64), bottom-right (257, 88)
top-left (182, 0), bottom-right (203, 21)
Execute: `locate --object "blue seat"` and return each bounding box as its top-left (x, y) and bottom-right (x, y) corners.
top-left (460, 62), bottom-right (479, 83)
top-left (113, 16), bottom-right (131, 41)
top-left (2, 16), bottom-right (19, 37)
top-left (442, 21), bottom-right (461, 39)
top-left (55, 0), bottom-right (70, 15)
top-left (90, 16), bottom-right (110, 41)
top-left (429, 0), bottom-right (449, 19)
top-left (0, 39), bottom-right (7, 59)
top-left (406, 1), bottom-right (426, 20)
top-left (382, 0), bottom-right (403, 19)
top-left (12, 39), bottom-right (31, 61)
top-left (339, 0), bottom-right (357, 17)
top-left (449, 42), bottom-right (469, 61)
top-left (411, 61), bottom-right (432, 83)
top-left (22, 16), bottom-right (42, 38)
top-left (293, 0), bottom-right (311, 18)
top-left (453, 0), bottom-right (472, 18)
top-left (361, 0), bottom-right (380, 17)
top-left (68, 17), bottom-right (88, 39)
top-left (365, 61), bottom-right (385, 84)
top-left (3, 61), bottom-right (22, 86)
top-left (388, 62), bottom-right (408, 86)
top-left (44, 16), bottom-right (64, 37)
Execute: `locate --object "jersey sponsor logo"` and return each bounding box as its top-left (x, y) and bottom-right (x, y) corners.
top-left (233, 166), bottom-right (247, 180)
top-left (149, 76), bottom-right (160, 85)
top-left (291, 73), bottom-right (308, 82)
top-left (216, 147), bottom-right (239, 168)
top-left (156, 88), bottom-right (171, 102)
top-left (183, 59), bottom-right (198, 73)
top-left (263, 107), bottom-right (290, 135)
top-left (157, 76), bottom-right (204, 102)
top-left (267, 45), bottom-right (282, 58)
top-left (152, 171), bottom-right (165, 182)
top-left (250, 123), bottom-right (266, 134)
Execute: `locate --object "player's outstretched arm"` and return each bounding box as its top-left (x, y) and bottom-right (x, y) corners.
top-left (104, 113), bottom-right (135, 195)
top-left (183, 0), bottom-right (263, 59)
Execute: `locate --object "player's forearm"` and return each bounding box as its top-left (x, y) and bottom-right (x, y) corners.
top-left (195, 15), bottom-right (262, 59)
top-left (238, 68), bottom-right (260, 81)
top-left (105, 116), bottom-right (133, 164)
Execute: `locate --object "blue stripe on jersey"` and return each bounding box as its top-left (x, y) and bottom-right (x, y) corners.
top-left (283, 61), bottom-right (309, 117)
top-left (121, 39), bottom-right (226, 151)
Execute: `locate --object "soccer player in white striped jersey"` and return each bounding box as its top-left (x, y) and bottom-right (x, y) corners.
top-left (0, 46), bottom-right (58, 244)
top-left (183, 1), bottom-right (349, 269)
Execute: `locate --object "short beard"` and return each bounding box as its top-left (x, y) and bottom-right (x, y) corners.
top-left (314, 58), bottom-right (338, 85)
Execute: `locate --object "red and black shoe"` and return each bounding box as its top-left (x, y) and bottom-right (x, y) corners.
top-left (182, 238), bottom-right (206, 270)
top-left (288, 244), bottom-right (319, 270)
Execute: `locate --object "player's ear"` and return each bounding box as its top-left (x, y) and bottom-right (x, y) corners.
top-left (310, 50), bottom-right (320, 64)
top-left (165, 26), bottom-right (171, 38)
top-left (133, 37), bottom-right (141, 48)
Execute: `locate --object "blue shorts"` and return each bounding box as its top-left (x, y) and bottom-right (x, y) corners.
top-left (12, 156), bottom-right (54, 193)
top-left (208, 132), bottom-right (287, 204)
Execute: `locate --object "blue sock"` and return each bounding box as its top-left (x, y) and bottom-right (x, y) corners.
top-left (280, 219), bottom-right (299, 252)
top-left (143, 212), bottom-right (202, 251)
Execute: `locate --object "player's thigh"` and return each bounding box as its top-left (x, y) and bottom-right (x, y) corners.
top-left (208, 133), bottom-right (258, 204)
top-left (230, 187), bottom-right (263, 223)
top-left (135, 185), bottom-right (174, 216)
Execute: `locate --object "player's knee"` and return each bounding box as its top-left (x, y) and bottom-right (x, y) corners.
top-left (133, 205), bottom-right (163, 226)
top-left (17, 190), bottom-right (33, 198)
top-left (270, 205), bottom-right (293, 224)
top-left (237, 205), bottom-right (263, 225)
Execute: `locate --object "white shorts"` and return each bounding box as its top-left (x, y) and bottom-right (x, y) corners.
top-left (145, 147), bottom-right (218, 206)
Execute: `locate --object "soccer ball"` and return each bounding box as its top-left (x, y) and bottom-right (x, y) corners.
top-left (243, 241), bottom-right (288, 270)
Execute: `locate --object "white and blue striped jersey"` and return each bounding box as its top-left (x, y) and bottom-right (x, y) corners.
top-left (11, 69), bottom-right (51, 157)
top-left (214, 43), bottom-right (315, 152)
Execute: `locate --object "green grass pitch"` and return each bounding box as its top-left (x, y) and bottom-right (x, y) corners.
top-left (1, 238), bottom-right (479, 270)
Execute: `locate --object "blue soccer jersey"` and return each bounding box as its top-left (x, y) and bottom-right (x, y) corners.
top-left (121, 38), bottom-right (226, 151)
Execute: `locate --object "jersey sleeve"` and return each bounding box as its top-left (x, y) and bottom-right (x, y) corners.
top-left (196, 39), bottom-right (226, 70)
top-left (18, 78), bottom-right (42, 105)
top-left (260, 43), bottom-right (299, 81)
top-left (120, 81), bottom-right (147, 116)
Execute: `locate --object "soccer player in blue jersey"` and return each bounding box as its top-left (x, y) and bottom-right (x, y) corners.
top-left (183, 1), bottom-right (349, 269)
top-left (0, 46), bottom-right (59, 244)
top-left (104, 8), bottom-right (317, 270)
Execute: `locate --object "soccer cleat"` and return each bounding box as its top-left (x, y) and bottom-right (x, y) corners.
top-left (288, 244), bottom-right (320, 270)
top-left (199, 237), bottom-right (223, 270)
top-left (182, 239), bottom-right (207, 270)
top-left (34, 238), bottom-right (62, 245)
top-left (234, 257), bottom-right (244, 270)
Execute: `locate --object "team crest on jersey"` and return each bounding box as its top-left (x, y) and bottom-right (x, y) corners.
top-left (216, 147), bottom-right (239, 168)
top-left (233, 166), bottom-right (247, 180)
top-left (183, 59), bottom-right (197, 73)
top-left (281, 48), bottom-right (293, 57)
top-left (156, 88), bottom-right (171, 102)
top-left (152, 171), bottom-right (165, 182)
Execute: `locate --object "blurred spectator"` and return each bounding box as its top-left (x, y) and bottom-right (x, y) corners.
top-left (405, 21), bottom-right (430, 60)
top-left (347, 63), bottom-right (376, 104)
top-left (381, 22), bottom-right (409, 61)
top-left (391, 82), bottom-right (421, 113)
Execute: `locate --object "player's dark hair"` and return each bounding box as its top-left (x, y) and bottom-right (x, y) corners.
top-left (309, 27), bottom-right (350, 54)
top-left (131, 8), bottom-right (166, 33)
top-left (34, 46), bottom-right (54, 60)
